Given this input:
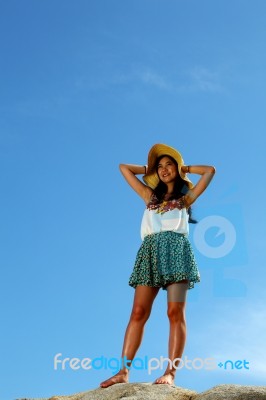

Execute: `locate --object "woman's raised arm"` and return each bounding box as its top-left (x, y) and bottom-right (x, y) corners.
top-left (181, 165), bottom-right (216, 207)
top-left (119, 164), bottom-right (153, 204)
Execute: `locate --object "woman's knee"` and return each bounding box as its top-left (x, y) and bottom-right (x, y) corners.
top-left (167, 303), bottom-right (186, 322)
top-left (130, 304), bottom-right (151, 322)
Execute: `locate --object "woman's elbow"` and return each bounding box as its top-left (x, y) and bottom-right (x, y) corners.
top-left (119, 163), bottom-right (126, 171)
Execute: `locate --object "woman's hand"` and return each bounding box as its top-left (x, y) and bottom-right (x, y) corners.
top-left (181, 165), bottom-right (190, 174)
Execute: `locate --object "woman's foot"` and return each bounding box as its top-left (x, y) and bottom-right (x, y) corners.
top-left (100, 370), bottom-right (129, 388)
top-left (154, 371), bottom-right (175, 385)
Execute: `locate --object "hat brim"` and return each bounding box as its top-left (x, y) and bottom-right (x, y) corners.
top-left (142, 143), bottom-right (194, 190)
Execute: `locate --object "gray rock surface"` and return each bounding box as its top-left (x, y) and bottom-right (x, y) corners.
top-left (17, 383), bottom-right (266, 400)
top-left (196, 384), bottom-right (266, 400)
top-left (25, 383), bottom-right (197, 400)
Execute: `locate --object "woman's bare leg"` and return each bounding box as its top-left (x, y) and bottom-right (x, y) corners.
top-left (154, 281), bottom-right (189, 385)
top-left (100, 285), bottom-right (160, 388)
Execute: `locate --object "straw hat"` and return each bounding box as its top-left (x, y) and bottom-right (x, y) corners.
top-left (143, 143), bottom-right (194, 189)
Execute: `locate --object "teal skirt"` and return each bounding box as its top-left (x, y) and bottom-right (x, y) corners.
top-left (129, 231), bottom-right (200, 290)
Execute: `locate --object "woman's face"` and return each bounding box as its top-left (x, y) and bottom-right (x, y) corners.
top-left (157, 156), bottom-right (179, 184)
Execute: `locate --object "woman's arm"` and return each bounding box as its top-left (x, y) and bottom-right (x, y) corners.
top-left (181, 165), bottom-right (216, 207)
top-left (119, 164), bottom-right (153, 204)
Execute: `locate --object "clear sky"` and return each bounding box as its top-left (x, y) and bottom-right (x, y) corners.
top-left (0, 1), bottom-right (266, 399)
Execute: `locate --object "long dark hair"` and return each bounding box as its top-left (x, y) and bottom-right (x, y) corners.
top-left (154, 155), bottom-right (197, 224)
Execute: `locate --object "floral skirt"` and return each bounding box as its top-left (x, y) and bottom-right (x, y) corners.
top-left (129, 231), bottom-right (200, 290)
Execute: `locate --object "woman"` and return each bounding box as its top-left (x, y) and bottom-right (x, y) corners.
top-left (100, 143), bottom-right (215, 387)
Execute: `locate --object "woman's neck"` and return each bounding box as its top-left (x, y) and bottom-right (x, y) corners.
top-left (163, 192), bottom-right (174, 201)
top-left (166, 182), bottom-right (175, 194)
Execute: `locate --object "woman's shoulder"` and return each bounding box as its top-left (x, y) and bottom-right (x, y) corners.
top-left (146, 191), bottom-right (159, 206)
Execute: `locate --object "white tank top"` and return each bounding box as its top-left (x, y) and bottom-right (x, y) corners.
top-left (140, 193), bottom-right (189, 240)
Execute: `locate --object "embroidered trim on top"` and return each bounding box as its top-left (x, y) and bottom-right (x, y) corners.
top-left (147, 193), bottom-right (186, 214)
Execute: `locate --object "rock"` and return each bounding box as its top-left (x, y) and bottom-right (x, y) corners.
top-left (17, 383), bottom-right (266, 400)
top-left (196, 384), bottom-right (266, 400)
top-left (48, 383), bottom-right (197, 400)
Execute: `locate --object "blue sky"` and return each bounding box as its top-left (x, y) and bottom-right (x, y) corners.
top-left (0, 0), bottom-right (265, 399)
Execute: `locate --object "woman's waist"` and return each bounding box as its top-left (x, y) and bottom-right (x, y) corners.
top-left (141, 228), bottom-right (189, 241)
top-left (145, 230), bottom-right (186, 237)
top-left (141, 230), bottom-right (189, 243)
